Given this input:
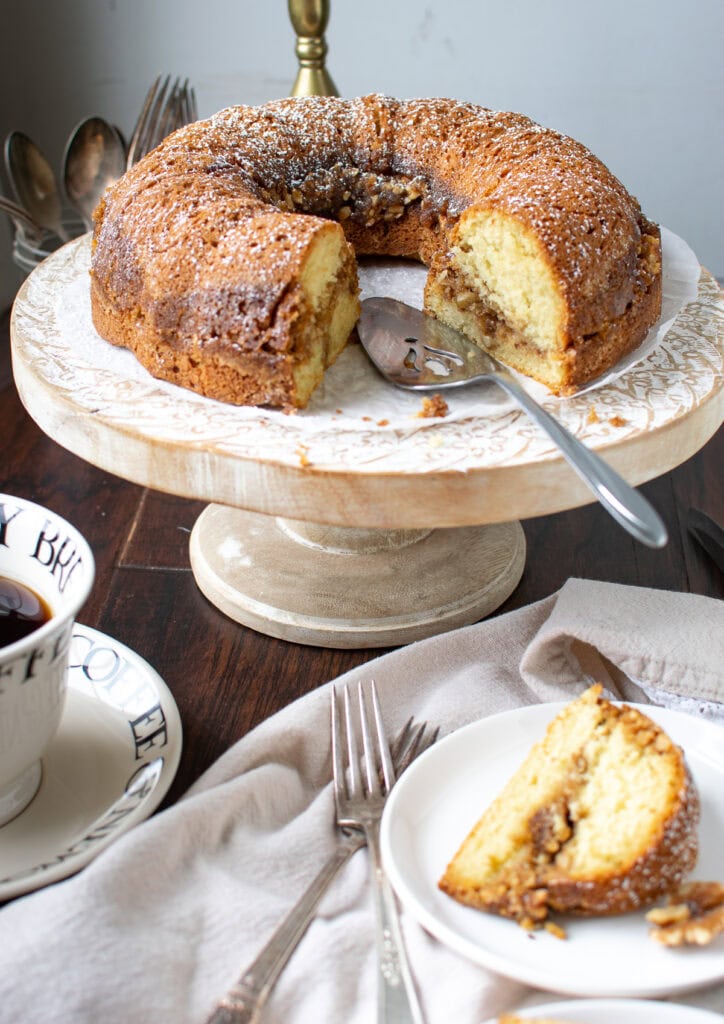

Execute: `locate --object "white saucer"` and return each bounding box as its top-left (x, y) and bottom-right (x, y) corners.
top-left (0, 623), bottom-right (182, 900)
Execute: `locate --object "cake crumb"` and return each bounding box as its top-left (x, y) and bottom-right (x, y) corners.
top-left (608, 415), bottom-right (627, 427)
top-left (377, 418), bottom-right (389, 426)
top-left (544, 921), bottom-right (567, 940)
top-left (587, 405), bottom-right (599, 424)
top-left (416, 394), bottom-right (449, 418)
top-left (647, 881), bottom-right (724, 947)
top-left (296, 445), bottom-right (311, 467)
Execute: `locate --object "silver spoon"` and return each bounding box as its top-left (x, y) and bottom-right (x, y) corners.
top-left (358, 297), bottom-right (668, 549)
top-left (0, 195), bottom-right (45, 239)
top-left (4, 131), bottom-right (67, 241)
top-left (62, 117), bottom-right (126, 230)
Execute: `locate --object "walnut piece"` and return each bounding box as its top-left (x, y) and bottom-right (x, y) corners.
top-left (647, 881), bottom-right (724, 947)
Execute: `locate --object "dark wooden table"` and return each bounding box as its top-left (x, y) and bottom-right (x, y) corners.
top-left (1, 307), bottom-right (722, 809)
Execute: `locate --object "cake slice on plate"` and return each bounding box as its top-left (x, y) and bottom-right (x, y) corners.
top-left (439, 685), bottom-right (699, 929)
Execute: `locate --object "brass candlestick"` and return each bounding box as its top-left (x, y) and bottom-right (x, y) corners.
top-left (288, 0), bottom-right (338, 97)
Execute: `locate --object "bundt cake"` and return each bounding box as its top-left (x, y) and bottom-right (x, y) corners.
top-left (438, 686), bottom-right (699, 929)
top-left (90, 95), bottom-right (662, 411)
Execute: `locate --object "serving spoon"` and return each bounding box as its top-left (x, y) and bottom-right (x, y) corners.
top-left (4, 131), bottom-right (67, 241)
top-left (62, 116), bottom-right (126, 230)
top-left (0, 195), bottom-right (45, 240)
top-left (358, 297), bottom-right (668, 549)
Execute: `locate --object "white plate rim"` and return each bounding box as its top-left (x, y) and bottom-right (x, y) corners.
top-left (381, 700), bottom-right (724, 999)
top-left (480, 996), bottom-right (724, 1023)
top-left (0, 622), bottom-right (182, 899)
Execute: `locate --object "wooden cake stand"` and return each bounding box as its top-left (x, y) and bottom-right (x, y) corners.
top-left (10, 237), bottom-right (723, 647)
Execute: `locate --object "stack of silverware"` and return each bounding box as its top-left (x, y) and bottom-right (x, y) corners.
top-left (1, 74), bottom-right (197, 276)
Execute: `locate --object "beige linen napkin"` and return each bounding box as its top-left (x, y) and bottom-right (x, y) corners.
top-left (0, 579), bottom-right (722, 1023)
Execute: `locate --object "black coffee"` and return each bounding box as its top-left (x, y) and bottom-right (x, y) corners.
top-left (0, 575), bottom-right (52, 648)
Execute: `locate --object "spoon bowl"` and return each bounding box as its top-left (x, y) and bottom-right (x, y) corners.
top-left (358, 297), bottom-right (668, 549)
top-left (62, 117), bottom-right (126, 231)
top-left (4, 131), bottom-right (67, 241)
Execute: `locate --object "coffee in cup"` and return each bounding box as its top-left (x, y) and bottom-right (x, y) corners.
top-left (0, 494), bottom-right (95, 825)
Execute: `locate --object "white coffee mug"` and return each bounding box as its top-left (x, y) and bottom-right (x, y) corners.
top-left (0, 494), bottom-right (95, 825)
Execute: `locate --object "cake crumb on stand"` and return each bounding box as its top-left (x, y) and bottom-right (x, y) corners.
top-left (416, 394), bottom-right (449, 419)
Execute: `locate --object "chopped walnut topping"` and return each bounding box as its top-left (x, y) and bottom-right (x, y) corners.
top-left (647, 903), bottom-right (691, 925)
top-left (647, 881), bottom-right (724, 946)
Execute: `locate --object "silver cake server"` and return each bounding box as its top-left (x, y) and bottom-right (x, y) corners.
top-left (358, 297), bottom-right (668, 549)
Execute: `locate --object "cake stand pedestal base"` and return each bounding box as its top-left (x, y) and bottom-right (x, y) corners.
top-left (189, 505), bottom-right (526, 648)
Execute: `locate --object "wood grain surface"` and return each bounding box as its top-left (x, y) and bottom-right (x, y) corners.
top-left (1, 307), bottom-right (721, 809)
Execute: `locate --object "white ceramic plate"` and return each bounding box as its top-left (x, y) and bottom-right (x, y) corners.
top-left (480, 998), bottom-right (724, 1023)
top-left (0, 623), bottom-right (182, 899)
top-left (380, 702), bottom-right (724, 998)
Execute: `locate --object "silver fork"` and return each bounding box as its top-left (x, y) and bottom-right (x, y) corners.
top-left (205, 714), bottom-right (438, 1024)
top-left (333, 680), bottom-right (427, 1024)
top-left (126, 74), bottom-right (197, 169)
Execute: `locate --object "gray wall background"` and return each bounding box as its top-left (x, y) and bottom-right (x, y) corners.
top-left (1, 0), bottom-right (722, 310)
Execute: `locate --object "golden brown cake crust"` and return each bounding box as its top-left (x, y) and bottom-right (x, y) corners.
top-left (91, 95), bottom-right (663, 408)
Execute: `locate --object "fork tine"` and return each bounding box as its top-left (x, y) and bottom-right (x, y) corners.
top-left (188, 86), bottom-right (198, 123)
top-left (330, 686), bottom-right (346, 812)
top-left (357, 681), bottom-right (382, 798)
top-left (170, 76), bottom-right (185, 130)
top-left (393, 720), bottom-right (428, 770)
top-left (343, 684), bottom-right (362, 799)
top-left (141, 73), bottom-right (172, 156)
top-left (176, 77), bottom-right (191, 128)
top-left (127, 73), bottom-right (166, 169)
top-left (384, 717), bottom-right (440, 775)
top-left (369, 680), bottom-right (395, 791)
top-left (127, 73), bottom-right (161, 159)
top-left (389, 716), bottom-right (414, 762)
top-left (399, 725), bottom-right (439, 780)
top-left (154, 76), bottom-right (180, 146)
top-left (133, 82), bottom-right (161, 163)
top-left (126, 83), bottom-right (149, 169)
